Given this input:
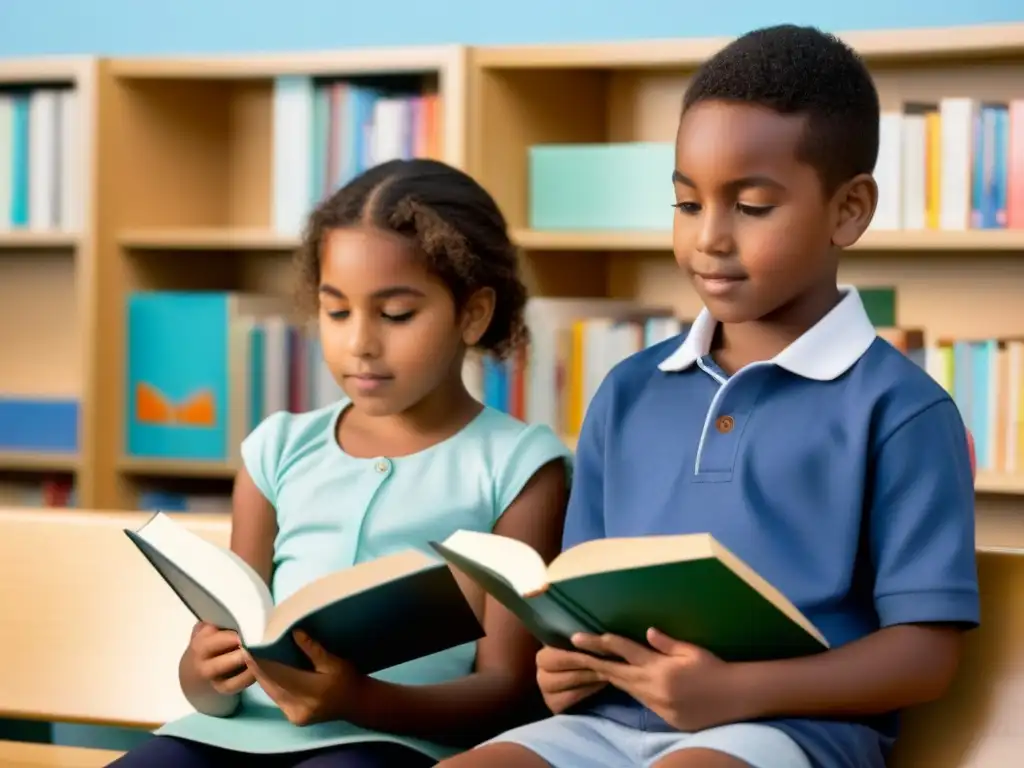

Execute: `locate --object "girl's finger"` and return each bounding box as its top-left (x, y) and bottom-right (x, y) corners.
top-left (203, 647), bottom-right (247, 681)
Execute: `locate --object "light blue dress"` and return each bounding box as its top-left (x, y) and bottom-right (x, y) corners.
top-left (154, 398), bottom-right (572, 759)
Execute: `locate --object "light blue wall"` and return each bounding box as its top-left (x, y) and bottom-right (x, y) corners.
top-left (0, 0), bottom-right (1023, 56)
top-left (3, 0), bottom-right (1022, 755)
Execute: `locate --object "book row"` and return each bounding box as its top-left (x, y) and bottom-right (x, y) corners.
top-left (0, 86), bottom-right (80, 232)
top-left (272, 76), bottom-right (442, 236)
top-left (526, 100), bottom-right (1024, 234)
top-left (923, 337), bottom-right (1024, 475)
top-left (874, 99), bottom-right (1024, 231)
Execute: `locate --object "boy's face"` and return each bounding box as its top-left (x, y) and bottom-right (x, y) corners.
top-left (672, 100), bottom-right (874, 324)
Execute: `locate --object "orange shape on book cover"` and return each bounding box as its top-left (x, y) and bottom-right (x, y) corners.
top-left (136, 383), bottom-right (217, 427)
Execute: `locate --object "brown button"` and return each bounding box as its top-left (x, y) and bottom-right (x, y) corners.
top-left (716, 415), bottom-right (735, 433)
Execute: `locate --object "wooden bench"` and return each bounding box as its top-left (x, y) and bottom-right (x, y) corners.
top-left (0, 507), bottom-right (230, 766)
top-left (1, 507), bottom-right (1022, 766)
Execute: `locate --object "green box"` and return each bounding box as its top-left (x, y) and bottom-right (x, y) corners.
top-left (528, 142), bottom-right (675, 231)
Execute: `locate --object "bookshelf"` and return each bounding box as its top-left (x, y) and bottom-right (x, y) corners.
top-left (86, 46), bottom-right (468, 511)
top-left (0, 56), bottom-right (96, 509)
top-left (465, 23), bottom-right (1024, 537)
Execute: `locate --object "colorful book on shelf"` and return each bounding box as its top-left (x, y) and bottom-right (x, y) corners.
top-left (431, 530), bottom-right (828, 662)
top-left (126, 512), bottom-right (484, 673)
top-left (271, 75), bottom-right (441, 236)
top-left (466, 298), bottom-right (685, 438)
top-left (872, 97), bottom-right (1024, 231)
top-left (925, 337), bottom-right (1024, 476)
top-left (0, 86), bottom-right (78, 231)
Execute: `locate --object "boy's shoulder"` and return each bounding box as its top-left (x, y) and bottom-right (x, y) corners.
top-left (854, 337), bottom-right (957, 437)
top-left (601, 332), bottom-right (688, 393)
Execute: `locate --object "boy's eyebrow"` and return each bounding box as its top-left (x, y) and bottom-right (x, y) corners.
top-left (318, 285), bottom-right (426, 299)
top-left (672, 170), bottom-right (785, 191)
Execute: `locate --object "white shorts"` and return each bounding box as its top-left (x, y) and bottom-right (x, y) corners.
top-left (481, 713), bottom-right (813, 768)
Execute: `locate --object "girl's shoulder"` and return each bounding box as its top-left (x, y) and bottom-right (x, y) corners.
top-left (456, 407), bottom-right (574, 514)
top-left (239, 401), bottom-right (344, 505)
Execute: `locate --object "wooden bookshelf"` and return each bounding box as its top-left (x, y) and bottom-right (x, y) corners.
top-left (0, 57), bottom-right (98, 503)
top-left (5, 23), bottom-right (1024, 530)
top-left (87, 46), bottom-right (468, 511)
top-left (466, 22), bottom-right (1024, 531)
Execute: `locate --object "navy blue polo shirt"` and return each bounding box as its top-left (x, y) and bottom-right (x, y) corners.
top-left (563, 286), bottom-right (979, 768)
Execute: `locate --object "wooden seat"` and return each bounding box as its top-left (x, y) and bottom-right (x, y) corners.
top-left (1, 507), bottom-right (1022, 766)
top-left (0, 741), bottom-right (123, 767)
top-left (0, 507), bottom-right (231, 765)
top-left (891, 546), bottom-right (1024, 766)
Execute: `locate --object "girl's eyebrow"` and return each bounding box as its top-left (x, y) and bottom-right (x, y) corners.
top-left (318, 284), bottom-right (426, 299)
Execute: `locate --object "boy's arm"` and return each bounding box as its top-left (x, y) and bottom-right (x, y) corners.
top-left (735, 397), bottom-right (978, 720)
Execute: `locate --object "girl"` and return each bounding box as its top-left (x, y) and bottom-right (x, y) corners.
top-left (111, 158), bottom-right (572, 767)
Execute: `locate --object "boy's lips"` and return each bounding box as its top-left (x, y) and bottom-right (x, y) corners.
top-left (694, 272), bottom-right (747, 296)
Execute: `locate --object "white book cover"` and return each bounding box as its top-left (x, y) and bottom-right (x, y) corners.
top-left (872, 111), bottom-right (903, 230)
top-left (370, 97), bottom-right (410, 165)
top-left (938, 97), bottom-right (977, 231)
top-left (900, 114), bottom-right (927, 230)
top-left (28, 89), bottom-right (60, 231)
top-left (0, 95), bottom-right (12, 231)
top-left (58, 89), bottom-right (79, 231)
top-left (271, 76), bottom-right (314, 237)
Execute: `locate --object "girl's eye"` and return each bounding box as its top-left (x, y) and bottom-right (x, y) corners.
top-left (738, 203), bottom-right (774, 217)
top-left (382, 311), bottom-right (416, 323)
top-left (327, 310), bottom-right (350, 320)
top-left (673, 202), bottom-right (701, 215)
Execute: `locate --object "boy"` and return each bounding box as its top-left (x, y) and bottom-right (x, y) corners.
top-left (439, 23), bottom-right (978, 768)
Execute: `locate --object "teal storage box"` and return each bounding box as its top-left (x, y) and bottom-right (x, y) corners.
top-left (527, 142), bottom-right (675, 231)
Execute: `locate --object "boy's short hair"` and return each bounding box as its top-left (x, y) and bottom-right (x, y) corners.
top-left (682, 24), bottom-right (881, 194)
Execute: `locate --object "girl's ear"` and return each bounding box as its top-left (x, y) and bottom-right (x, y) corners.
top-left (460, 287), bottom-right (496, 347)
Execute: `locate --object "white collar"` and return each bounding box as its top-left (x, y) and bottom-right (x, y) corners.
top-left (657, 285), bottom-right (877, 381)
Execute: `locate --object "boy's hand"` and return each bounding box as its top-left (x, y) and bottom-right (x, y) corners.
top-left (189, 621), bottom-right (255, 695)
top-left (570, 628), bottom-right (743, 731)
top-left (536, 645), bottom-right (606, 714)
top-left (242, 630), bottom-right (365, 726)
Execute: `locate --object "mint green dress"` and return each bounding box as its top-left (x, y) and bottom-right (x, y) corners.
top-left (153, 399), bottom-right (572, 759)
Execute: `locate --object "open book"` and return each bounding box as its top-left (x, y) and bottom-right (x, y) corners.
top-left (126, 513), bottom-right (484, 672)
top-left (431, 531), bottom-right (828, 661)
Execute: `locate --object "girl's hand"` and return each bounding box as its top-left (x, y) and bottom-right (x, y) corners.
top-left (242, 630), bottom-right (365, 726)
top-left (188, 621), bottom-right (255, 695)
top-left (570, 628), bottom-right (745, 732)
top-left (535, 645), bottom-right (606, 714)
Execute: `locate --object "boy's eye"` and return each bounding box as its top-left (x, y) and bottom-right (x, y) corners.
top-left (326, 309), bottom-right (350, 320)
top-left (673, 202), bottom-right (701, 215)
top-left (737, 203), bottom-right (774, 217)
top-left (382, 310), bottom-right (416, 323)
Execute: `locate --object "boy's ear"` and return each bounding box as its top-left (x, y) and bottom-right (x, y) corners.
top-left (830, 173), bottom-right (877, 249)
top-left (460, 287), bottom-right (496, 346)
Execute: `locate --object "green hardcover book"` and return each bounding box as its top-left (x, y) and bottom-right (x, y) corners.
top-left (431, 531), bottom-right (828, 662)
top-left (125, 513), bottom-right (484, 672)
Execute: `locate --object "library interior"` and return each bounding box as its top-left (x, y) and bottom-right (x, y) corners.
top-left (1, 2), bottom-right (1024, 766)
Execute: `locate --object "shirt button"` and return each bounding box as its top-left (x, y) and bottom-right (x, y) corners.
top-left (374, 459), bottom-right (390, 474)
top-left (716, 415), bottom-right (735, 433)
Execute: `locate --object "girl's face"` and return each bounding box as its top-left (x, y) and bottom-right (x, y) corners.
top-left (316, 225), bottom-right (488, 417)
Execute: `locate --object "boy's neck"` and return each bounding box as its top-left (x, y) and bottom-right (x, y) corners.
top-left (711, 282), bottom-right (842, 374)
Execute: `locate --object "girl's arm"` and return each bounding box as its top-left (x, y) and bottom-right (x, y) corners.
top-left (178, 467), bottom-right (278, 715)
top-left (346, 458), bottom-right (569, 747)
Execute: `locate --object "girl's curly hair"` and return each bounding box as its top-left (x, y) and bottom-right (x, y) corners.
top-left (295, 158), bottom-right (528, 360)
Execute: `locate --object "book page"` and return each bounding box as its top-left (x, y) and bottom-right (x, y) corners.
top-left (129, 513), bottom-right (272, 644)
top-left (436, 530), bottom-right (549, 596)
